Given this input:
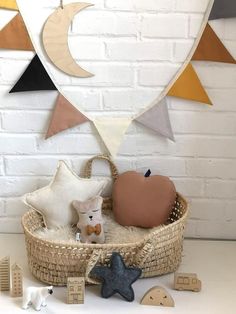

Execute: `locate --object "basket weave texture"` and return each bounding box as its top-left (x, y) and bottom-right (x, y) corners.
top-left (22, 155), bottom-right (188, 286)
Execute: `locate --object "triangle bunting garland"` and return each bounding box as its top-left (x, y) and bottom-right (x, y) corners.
top-left (10, 54), bottom-right (57, 93)
top-left (136, 98), bottom-right (174, 141)
top-left (94, 118), bottom-right (131, 156)
top-left (0, 13), bottom-right (33, 51)
top-left (192, 23), bottom-right (236, 64)
top-left (168, 63), bottom-right (212, 105)
top-left (46, 94), bottom-right (89, 139)
top-left (2, 0), bottom-right (236, 156)
top-left (0, 0), bottom-right (18, 10)
top-left (209, 0), bottom-right (236, 20)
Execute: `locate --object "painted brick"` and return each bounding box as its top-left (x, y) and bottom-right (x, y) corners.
top-left (105, 0), bottom-right (174, 12)
top-left (190, 198), bottom-right (236, 221)
top-left (171, 111), bottom-right (236, 135)
top-left (71, 64), bottom-right (134, 87)
top-left (103, 89), bottom-right (160, 111)
top-left (141, 14), bottom-right (188, 38)
top-left (5, 157), bottom-right (70, 176)
top-left (0, 135), bottom-right (36, 155)
top-left (205, 180), bottom-right (236, 199)
top-left (106, 41), bottom-right (173, 61)
top-left (175, 0), bottom-right (209, 13)
top-left (186, 159), bottom-right (236, 180)
top-left (0, 200), bottom-right (5, 217)
top-left (189, 15), bottom-right (203, 38)
top-left (2, 111), bottom-right (50, 133)
top-left (135, 157), bottom-right (186, 177)
top-left (0, 87), bottom-right (58, 110)
top-left (0, 177), bottom-right (39, 197)
top-left (72, 12), bottom-right (139, 36)
top-left (5, 198), bottom-right (29, 217)
top-left (194, 63), bottom-right (236, 89)
top-left (173, 40), bottom-right (194, 62)
top-left (0, 218), bottom-right (22, 234)
top-left (172, 178), bottom-right (204, 197)
top-left (138, 64), bottom-right (180, 86)
top-left (36, 135), bottom-right (103, 155)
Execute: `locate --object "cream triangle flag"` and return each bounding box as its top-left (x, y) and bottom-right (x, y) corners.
top-left (94, 117), bottom-right (131, 157)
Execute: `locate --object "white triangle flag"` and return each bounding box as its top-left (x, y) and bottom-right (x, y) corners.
top-left (136, 98), bottom-right (175, 141)
top-left (94, 117), bottom-right (131, 156)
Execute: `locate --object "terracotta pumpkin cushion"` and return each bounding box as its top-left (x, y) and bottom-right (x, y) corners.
top-left (112, 171), bottom-right (176, 228)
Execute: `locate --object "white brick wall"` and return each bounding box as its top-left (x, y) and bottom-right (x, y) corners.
top-left (0, 0), bottom-right (236, 239)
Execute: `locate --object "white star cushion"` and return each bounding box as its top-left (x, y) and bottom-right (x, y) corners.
top-left (23, 161), bottom-right (109, 229)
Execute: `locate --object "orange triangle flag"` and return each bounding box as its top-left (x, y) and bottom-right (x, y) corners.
top-left (168, 63), bottom-right (212, 105)
top-left (46, 94), bottom-right (89, 139)
top-left (192, 23), bottom-right (236, 64)
top-left (0, 0), bottom-right (18, 10)
top-left (0, 13), bottom-right (34, 51)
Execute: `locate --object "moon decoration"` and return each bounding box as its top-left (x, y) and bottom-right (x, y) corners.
top-left (42, 2), bottom-right (94, 78)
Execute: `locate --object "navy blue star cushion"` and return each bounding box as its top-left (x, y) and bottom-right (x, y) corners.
top-left (90, 252), bottom-right (142, 302)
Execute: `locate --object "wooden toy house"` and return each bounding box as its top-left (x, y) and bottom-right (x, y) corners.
top-left (67, 277), bottom-right (85, 304)
top-left (0, 256), bottom-right (10, 291)
top-left (11, 263), bottom-right (23, 297)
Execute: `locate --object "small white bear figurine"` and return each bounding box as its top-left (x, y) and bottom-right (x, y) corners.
top-left (22, 286), bottom-right (53, 311)
top-left (73, 196), bottom-right (105, 244)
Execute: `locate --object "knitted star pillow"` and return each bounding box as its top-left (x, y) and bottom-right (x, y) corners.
top-left (23, 161), bottom-right (109, 229)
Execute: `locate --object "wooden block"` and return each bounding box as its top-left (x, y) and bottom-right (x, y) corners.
top-left (67, 277), bottom-right (85, 304)
top-left (141, 286), bottom-right (175, 307)
top-left (11, 263), bottom-right (23, 297)
top-left (0, 256), bottom-right (10, 291)
top-left (174, 273), bottom-right (202, 292)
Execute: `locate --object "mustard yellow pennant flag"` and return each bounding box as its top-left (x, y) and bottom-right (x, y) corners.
top-left (168, 63), bottom-right (212, 105)
top-left (0, 0), bottom-right (18, 10)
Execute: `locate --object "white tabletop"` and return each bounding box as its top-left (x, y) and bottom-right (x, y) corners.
top-left (0, 234), bottom-right (236, 314)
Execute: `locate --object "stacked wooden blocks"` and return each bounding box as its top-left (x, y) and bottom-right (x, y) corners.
top-left (0, 257), bottom-right (10, 291)
top-left (11, 263), bottom-right (23, 297)
top-left (0, 257), bottom-right (23, 297)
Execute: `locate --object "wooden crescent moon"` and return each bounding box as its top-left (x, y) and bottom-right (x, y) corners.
top-left (42, 2), bottom-right (94, 78)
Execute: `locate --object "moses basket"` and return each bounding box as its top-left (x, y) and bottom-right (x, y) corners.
top-left (22, 155), bottom-right (188, 286)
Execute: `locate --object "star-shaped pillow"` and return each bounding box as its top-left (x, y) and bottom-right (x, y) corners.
top-left (23, 161), bottom-right (109, 229)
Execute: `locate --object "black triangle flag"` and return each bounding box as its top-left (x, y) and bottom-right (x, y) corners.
top-left (10, 54), bottom-right (57, 93)
top-left (209, 0), bottom-right (236, 20)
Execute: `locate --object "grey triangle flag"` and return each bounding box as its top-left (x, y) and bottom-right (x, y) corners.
top-left (136, 98), bottom-right (175, 141)
top-left (209, 0), bottom-right (236, 20)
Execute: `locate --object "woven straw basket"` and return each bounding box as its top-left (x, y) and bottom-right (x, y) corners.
top-left (22, 155), bottom-right (188, 286)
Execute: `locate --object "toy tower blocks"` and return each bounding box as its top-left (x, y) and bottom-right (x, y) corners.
top-left (11, 263), bottom-right (23, 297)
top-left (67, 277), bottom-right (85, 304)
top-left (0, 256), bottom-right (10, 291)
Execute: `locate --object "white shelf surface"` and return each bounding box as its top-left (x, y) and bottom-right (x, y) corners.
top-left (0, 234), bottom-right (236, 314)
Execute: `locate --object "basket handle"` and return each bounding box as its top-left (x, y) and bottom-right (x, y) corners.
top-left (82, 155), bottom-right (119, 180)
top-left (85, 249), bottom-right (102, 284)
top-left (134, 241), bottom-right (153, 269)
